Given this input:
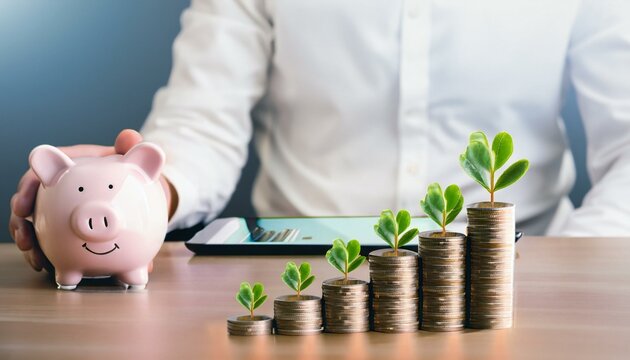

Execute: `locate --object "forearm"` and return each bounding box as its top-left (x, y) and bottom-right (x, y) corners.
top-left (141, 0), bottom-right (272, 230)
top-left (558, 155), bottom-right (630, 236)
top-left (562, 0), bottom-right (630, 236)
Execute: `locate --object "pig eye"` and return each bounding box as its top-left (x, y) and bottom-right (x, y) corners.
top-left (78, 187), bottom-right (84, 192)
top-left (108, 184), bottom-right (113, 189)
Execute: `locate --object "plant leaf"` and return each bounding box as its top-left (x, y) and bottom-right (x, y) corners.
top-left (346, 239), bottom-right (361, 261)
top-left (236, 293), bottom-right (250, 310)
top-left (420, 183), bottom-right (444, 228)
top-left (326, 249), bottom-right (345, 273)
top-left (281, 272), bottom-right (298, 292)
top-left (377, 210), bottom-right (397, 247)
top-left (492, 132), bottom-right (513, 170)
top-left (282, 262), bottom-right (300, 292)
top-left (374, 224), bottom-right (394, 248)
top-left (470, 131), bottom-right (490, 148)
top-left (237, 282), bottom-right (253, 309)
top-left (495, 159), bottom-right (529, 191)
top-left (240, 282), bottom-right (253, 301)
top-left (348, 256), bottom-right (366, 273)
top-left (300, 275), bottom-right (315, 291)
top-left (332, 238), bottom-right (345, 249)
top-left (298, 262), bottom-right (311, 283)
top-left (379, 209), bottom-right (397, 234)
top-left (286, 262), bottom-right (300, 281)
top-left (396, 210), bottom-right (411, 234)
top-left (331, 245), bottom-right (348, 272)
top-left (398, 228), bottom-right (419, 247)
top-left (444, 184), bottom-right (464, 226)
top-left (252, 282), bottom-right (264, 301)
top-left (445, 192), bottom-right (464, 226)
top-left (459, 153), bottom-right (490, 190)
top-left (253, 294), bottom-right (267, 310)
top-left (444, 184), bottom-right (461, 213)
top-left (466, 140), bottom-right (492, 172)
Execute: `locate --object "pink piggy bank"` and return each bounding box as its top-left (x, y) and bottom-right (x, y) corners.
top-left (28, 142), bottom-right (168, 290)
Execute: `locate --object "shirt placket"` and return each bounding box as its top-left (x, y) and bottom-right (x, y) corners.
top-left (397, 0), bottom-right (431, 212)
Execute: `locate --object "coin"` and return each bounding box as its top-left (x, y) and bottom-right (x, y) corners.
top-left (418, 231), bottom-right (466, 332)
top-left (369, 248), bottom-right (419, 333)
top-left (466, 202), bottom-right (515, 330)
top-left (227, 315), bottom-right (273, 336)
top-left (273, 295), bottom-right (322, 335)
top-left (322, 278), bottom-right (370, 333)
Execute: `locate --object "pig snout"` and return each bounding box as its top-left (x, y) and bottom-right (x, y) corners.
top-left (71, 202), bottom-right (121, 242)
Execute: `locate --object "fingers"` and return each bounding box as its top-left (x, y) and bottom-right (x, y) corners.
top-left (24, 249), bottom-right (44, 272)
top-left (13, 171), bottom-right (40, 217)
top-left (11, 215), bottom-right (43, 272)
top-left (114, 129), bottom-right (143, 154)
top-left (10, 214), bottom-right (36, 251)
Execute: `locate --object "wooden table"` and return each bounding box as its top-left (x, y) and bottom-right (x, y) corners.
top-left (1, 237), bottom-right (629, 359)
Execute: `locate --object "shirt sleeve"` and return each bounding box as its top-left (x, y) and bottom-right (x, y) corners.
top-left (140, 0), bottom-right (273, 230)
top-left (559, 0), bottom-right (630, 236)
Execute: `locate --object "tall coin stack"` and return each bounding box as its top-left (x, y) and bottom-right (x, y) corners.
top-left (227, 315), bottom-right (273, 336)
top-left (322, 278), bottom-right (370, 333)
top-left (369, 248), bottom-right (419, 333)
top-left (274, 295), bottom-right (323, 335)
top-left (418, 231), bottom-right (466, 331)
top-left (466, 202), bottom-right (515, 329)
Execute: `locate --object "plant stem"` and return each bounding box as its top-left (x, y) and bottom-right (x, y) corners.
top-left (490, 169), bottom-right (495, 207)
top-left (250, 307), bottom-right (254, 320)
top-left (297, 287), bottom-right (301, 299)
top-left (394, 234), bottom-right (399, 256)
top-left (442, 210), bottom-right (447, 236)
top-left (344, 259), bottom-right (349, 282)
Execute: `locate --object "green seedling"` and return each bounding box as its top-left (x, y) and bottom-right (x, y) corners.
top-left (459, 131), bottom-right (529, 206)
top-left (420, 183), bottom-right (464, 236)
top-left (281, 261), bottom-right (315, 298)
top-left (325, 239), bottom-right (366, 282)
top-left (236, 282), bottom-right (268, 319)
top-left (374, 209), bottom-right (419, 256)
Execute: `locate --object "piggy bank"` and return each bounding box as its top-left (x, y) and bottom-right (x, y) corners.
top-left (28, 142), bottom-right (168, 290)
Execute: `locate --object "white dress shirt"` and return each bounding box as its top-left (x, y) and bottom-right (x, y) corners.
top-left (141, 0), bottom-right (630, 236)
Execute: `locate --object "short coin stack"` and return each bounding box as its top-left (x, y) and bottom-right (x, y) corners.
top-left (322, 278), bottom-right (370, 333)
top-left (227, 315), bottom-right (273, 336)
top-left (466, 202), bottom-right (515, 329)
top-left (418, 231), bottom-right (466, 331)
top-left (369, 248), bottom-right (419, 333)
top-left (274, 295), bottom-right (323, 335)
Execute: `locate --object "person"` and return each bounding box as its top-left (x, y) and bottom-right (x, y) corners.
top-left (9, 0), bottom-right (630, 271)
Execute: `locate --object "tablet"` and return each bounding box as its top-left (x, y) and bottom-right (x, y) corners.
top-left (185, 216), bottom-right (440, 255)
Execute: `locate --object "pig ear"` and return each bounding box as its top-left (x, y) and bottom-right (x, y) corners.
top-left (123, 142), bottom-right (165, 182)
top-left (29, 145), bottom-right (76, 188)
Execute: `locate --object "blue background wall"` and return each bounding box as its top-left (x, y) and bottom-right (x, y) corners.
top-left (0, 1), bottom-right (590, 242)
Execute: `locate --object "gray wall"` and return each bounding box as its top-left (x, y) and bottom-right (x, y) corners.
top-left (0, 1), bottom-right (590, 242)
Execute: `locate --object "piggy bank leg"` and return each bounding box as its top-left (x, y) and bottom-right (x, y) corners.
top-left (55, 271), bottom-right (83, 290)
top-left (117, 267), bottom-right (149, 290)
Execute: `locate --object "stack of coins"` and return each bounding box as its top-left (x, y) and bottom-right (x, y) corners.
top-left (418, 231), bottom-right (467, 331)
top-left (227, 315), bottom-right (273, 336)
top-left (466, 202), bottom-right (515, 329)
top-left (322, 278), bottom-right (370, 333)
top-left (274, 295), bottom-right (323, 335)
top-left (369, 248), bottom-right (419, 333)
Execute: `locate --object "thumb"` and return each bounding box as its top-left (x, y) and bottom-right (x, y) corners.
top-left (114, 129), bottom-right (143, 155)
